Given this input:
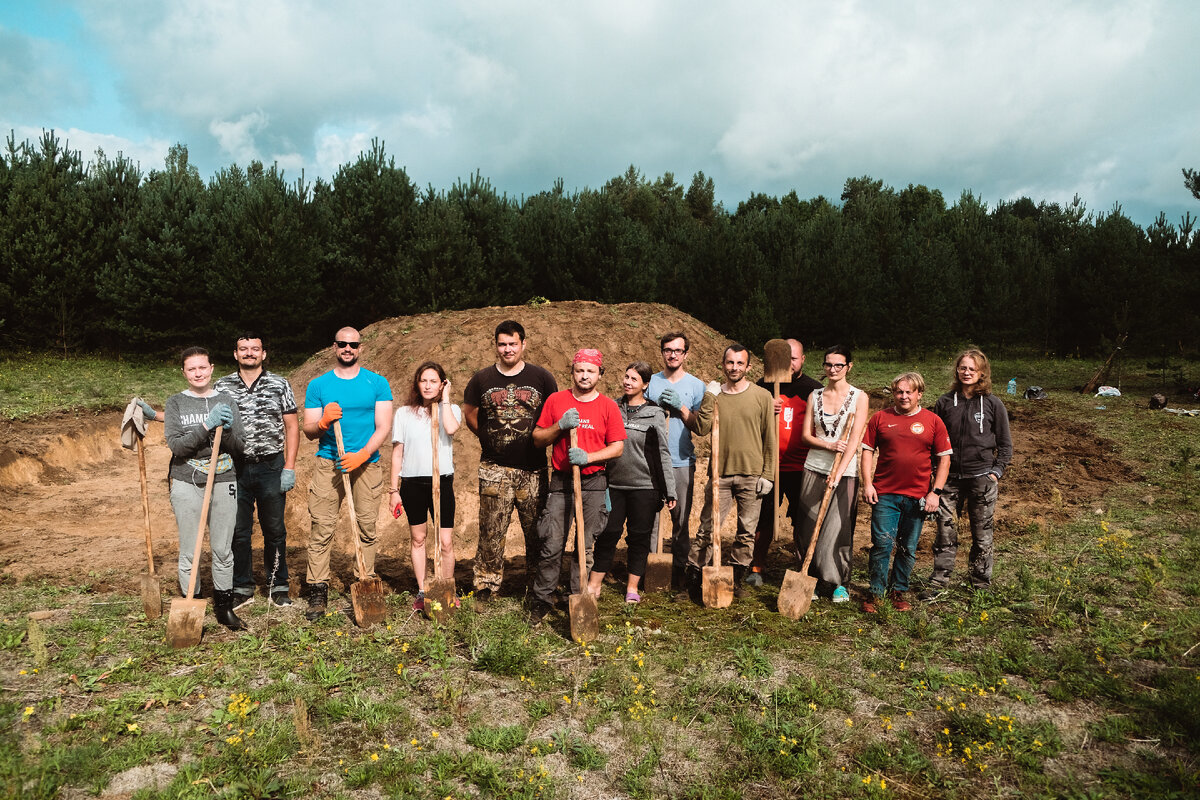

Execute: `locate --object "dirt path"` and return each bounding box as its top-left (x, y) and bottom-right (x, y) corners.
top-left (0, 303), bottom-right (1137, 595)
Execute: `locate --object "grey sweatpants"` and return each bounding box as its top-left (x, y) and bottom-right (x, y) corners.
top-left (171, 478), bottom-right (238, 595)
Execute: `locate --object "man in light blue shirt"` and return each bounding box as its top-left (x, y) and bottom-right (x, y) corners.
top-left (646, 332), bottom-right (706, 590)
top-left (301, 326), bottom-right (393, 620)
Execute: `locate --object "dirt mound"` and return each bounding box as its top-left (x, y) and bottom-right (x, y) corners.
top-left (0, 302), bottom-right (1141, 593)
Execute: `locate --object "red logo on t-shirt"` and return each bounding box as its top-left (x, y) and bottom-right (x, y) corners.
top-left (910, 421), bottom-right (925, 435)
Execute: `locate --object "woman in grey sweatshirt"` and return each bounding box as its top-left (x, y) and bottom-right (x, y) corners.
top-left (163, 346), bottom-right (247, 630)
top-left (586, 362), bottom-right (676, 603)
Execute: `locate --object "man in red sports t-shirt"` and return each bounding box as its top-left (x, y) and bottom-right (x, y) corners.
top-left (860, 372), bottom-right (951, 613)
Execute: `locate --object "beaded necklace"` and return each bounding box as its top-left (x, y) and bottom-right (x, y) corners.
top-left (816, 387), bottom-right (855, 440)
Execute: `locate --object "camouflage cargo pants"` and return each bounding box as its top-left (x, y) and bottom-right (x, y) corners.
top-left (474, 462), bottom-right (547, 594)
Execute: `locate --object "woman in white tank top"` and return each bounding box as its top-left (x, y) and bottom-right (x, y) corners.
top-left (794, 345), bottom-right (870, 601)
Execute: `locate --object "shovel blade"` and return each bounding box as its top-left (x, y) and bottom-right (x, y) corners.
top-left (778, 570), bottom-right (817, 620)
top-left (424, 577), bottom-right (457, 624)
top-left (643, 554), bottom-right (673, 593)
top-left (350, 578), bottom-right (387, 628)
top-left (568, 592), bottom-right (599, 643)
top-left (166, 598), bottom-right (206, 648)
top-left (701, 566), bottom-right (734, 608)
top-left (141, 573), bottom-right (162, 620)
top-left (763, 339), bottom-right (793, 383)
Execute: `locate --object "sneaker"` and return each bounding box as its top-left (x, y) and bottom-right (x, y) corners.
top-left (832, 586), bottom-right (850, 603)
top-left (232, 593), bottom-right (255, 611)
top-left (412, 592), bottom-right (425, 612)
top-left (917, 586), bottom-right (945, 602)
top-left (269, 590), bottom-right (293, 607)
top-left (625, 591), bottom-right (641, 604)
top-left (889, 591), bottom-right (912, 612)
top-left (862, 599), bottom-right (878, 614)
top-left (746, 570), bottom-right (764, 587)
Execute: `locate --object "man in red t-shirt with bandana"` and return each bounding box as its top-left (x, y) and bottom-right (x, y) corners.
top-left (527, 349), bottom-right (626, 624)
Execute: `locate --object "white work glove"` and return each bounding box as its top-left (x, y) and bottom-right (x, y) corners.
top-left (756, 477), bottom-right (773, 497)
top-left (705, 380), bottom-right (721, 396)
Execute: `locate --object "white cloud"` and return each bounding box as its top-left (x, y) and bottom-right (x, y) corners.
top-left (209, 110), bottom-right (269, 165)
top-left (4, 0), bottom-right (1188, 225)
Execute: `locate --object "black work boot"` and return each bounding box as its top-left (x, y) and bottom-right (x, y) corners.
top-left (732, 565), bottom-right (748, 599)
top-left (675, 566), bottom-right (702, 604)
top-left (213, 589), bottom-right (249, 631)
top-left (305, 583), bottom-right (328, 621)
top-left (671, 564), bottom-right (686, 591)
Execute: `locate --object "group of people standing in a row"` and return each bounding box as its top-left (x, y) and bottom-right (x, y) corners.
top-left (138, 319), bottom-right (1011, 630)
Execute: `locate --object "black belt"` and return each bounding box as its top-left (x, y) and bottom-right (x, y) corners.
top-left (239, 451), bottom-right (282, 465)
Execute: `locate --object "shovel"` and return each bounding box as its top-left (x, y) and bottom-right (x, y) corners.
top-left (136, 434), bottom-right (162, 620)
top-left (567, 429), bottom-right (599, 643)
top-left (166, 426), bottom-right (222, 648)
top-left (778, 411), bottom-right (856, 620)
top-left (425, 403), bottom-right (456, 623)
top-left (763, 339), bottom-right (792, 569)
top-left (643, 504), bottom-right (673, 592)
top-left (334, 421), bottom-right (387, 628)
top-left (701, 402), bottom-right (734, 608)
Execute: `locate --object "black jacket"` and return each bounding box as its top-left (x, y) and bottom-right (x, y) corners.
top-left (931, 391), bottom-right (1012, 480)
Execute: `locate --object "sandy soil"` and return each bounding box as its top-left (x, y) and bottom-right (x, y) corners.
top-left (0, 301), bottom-right (1136, 596)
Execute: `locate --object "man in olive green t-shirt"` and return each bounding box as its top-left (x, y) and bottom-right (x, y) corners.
top-left (688, 344), bottom-right (777, 600)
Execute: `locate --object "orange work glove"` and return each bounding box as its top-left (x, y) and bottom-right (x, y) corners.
top-left (336, 449), bottom-right (370, 473)
top-left (317, 402), bottom-right (342, 432)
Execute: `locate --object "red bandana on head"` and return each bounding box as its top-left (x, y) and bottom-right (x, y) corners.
top-left (573, 348), bottom-right (603, 369)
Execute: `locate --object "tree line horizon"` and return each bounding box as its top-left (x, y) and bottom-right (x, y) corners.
top-left (2, 130), bottom-right (1197, 360)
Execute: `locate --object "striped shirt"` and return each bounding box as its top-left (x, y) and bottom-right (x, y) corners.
top-left (214, 370), bottom-right (297, 459)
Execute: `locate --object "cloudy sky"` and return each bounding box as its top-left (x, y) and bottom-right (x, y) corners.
top-left (2, 1), bottom-right (1197, 227)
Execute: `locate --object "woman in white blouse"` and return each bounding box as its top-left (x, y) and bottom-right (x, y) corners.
top-left (389, 361), bottom-right (461, 611)
top-left (797, 345), bottom-right (870, 602)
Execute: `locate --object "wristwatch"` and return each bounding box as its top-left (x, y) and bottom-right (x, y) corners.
top-left (932, 487), bottom-right (944, 496)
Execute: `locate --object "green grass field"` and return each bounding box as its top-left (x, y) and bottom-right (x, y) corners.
top-left (1, 353), bottom-right (1198, 798)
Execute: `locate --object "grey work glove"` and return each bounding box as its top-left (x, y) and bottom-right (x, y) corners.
top-left (756, 477), bottom-right (773, 497)
top-left (204, 403), bottom-right (233, 430)
top-left (568, 447), bottom-right (589, 466)
top-left (558, 408), bottom-right (580, 430)
top-left (279, 469), bottom-right (296, 492)
top-left (136, 399), bottom-right (157, 421)
top-left (658, 388), bottom-right (681, 410)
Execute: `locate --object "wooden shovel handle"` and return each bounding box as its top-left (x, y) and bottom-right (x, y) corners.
top-left (772, 380), bottom-right (782, 547)
top-left (711, 401), bottom-right (721, 568)
top-left (657, 501), bottom-right (668, 555)
top-left (183, 426), bottom-right (222, 600)
top-left (430, 404), bottom-right (441, 579)
top-left (799, 411), bottom-right (856, 572)
top-left (569, 429), bottom-right (588, 583)
top-left (333, 421), bottom-right (371, 580)
top-left (137, 437), bottom-right (155, 574)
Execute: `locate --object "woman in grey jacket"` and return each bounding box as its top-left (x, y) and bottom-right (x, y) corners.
top-left (587, 362), bottom-right (676, 603)
top-left (164, 346), bottom-right (248, 630)
top-left (922, 348), bottom-right (1012, 598)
